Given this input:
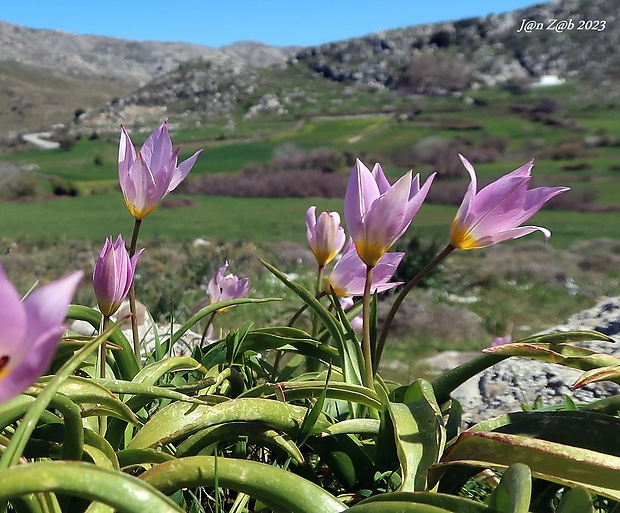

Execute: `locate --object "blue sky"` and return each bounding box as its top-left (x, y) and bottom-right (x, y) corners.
top-left (1, 0), bottom-right (550, 48)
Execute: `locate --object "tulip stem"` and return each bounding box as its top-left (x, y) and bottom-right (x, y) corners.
top-left (361, 265), bottom-right (375, 389)
top-left (374, 244), bottom-right (455, 375)
top-left (128, 219), bottom-right (142, 360)
top-left (312, 266), bottom-right (325, 338)
top-left (306, 265), bottom-right (326, 374)
top-left (200, 312), bottom-right (217, 346)
top-left (98, 314), bottom-right (109, 437)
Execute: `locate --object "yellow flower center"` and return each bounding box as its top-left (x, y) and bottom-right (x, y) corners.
top-left (450, 221), bottom-right (482, 250)
top-left (354, 239), bottom-right (386, 267)
top-left (324, 277), bottom-right (346, 297)
top-left (312, 248), bottom-right (338, 268)
top-left (125, 198), bottom-right (158, 220)
top-left (0, 355), bottom-right (11, 381)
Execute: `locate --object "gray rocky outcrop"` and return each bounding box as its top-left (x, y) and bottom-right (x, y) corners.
top-left (448, 297), bottom-right (620, 424)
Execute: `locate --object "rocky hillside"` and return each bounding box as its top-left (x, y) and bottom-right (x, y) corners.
top-left (0, 21), bottom-right (295, 85)
top-left (293, 0), bottom-right (619, 89)
top-left (1, 0), bottom-right (618, 135)
top-left (0, 21), bottom-right (296, 136)
top-left (88, 0), bottom-right (619, 129)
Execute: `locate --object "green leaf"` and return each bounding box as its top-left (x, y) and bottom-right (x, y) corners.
top-left (468, 410), bottom-right (620, 457)
top-left (349, 491), bottom-right (502, 512)
top-left (378, 380), bottom-right (445, 492)
top-left (307, 433), bottom-right (375, 490)
top-left (322, 418), bottom-right (381, 436)
top-left (241, 380), bottom-right (382, 410)
top-left (96, 378), bottom-right (207, 405)
top-left (487, 463), bottom-right (531, 513)
top-left (0, 461), bottom-right (183, 513)
top-left (573, 365), bottom-right (620, 389)
top-left (432, 331), bottom-right (615, 405)
top-left (128, 397), bottom-right (331, 449)
top-left (555, 486), bottom-right (594, 513)
top-left (36, 376), bottom-right (139, 424)
top-left (140, 455), bottom-right (347, 513)
top-left (176, 423), bottom-right (305, 463)
top-left (431, 431), bottom-right (620, 501)
top-left (225, 322), bottom-right (253, 365)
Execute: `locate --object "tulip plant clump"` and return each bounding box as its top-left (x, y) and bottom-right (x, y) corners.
top-left (2, 120), bottom-right (620, 513)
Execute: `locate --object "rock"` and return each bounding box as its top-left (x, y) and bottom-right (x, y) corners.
top-left (449, 297), bottom-right (620, 424)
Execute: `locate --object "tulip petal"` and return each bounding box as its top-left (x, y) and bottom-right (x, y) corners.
top-left (344, 159), bottom-right (380, 244)
top-left (169, 150), bottom-right (203, 193)
top-left (23, 271), bottom-right (83, 349)
top-left (371, 163), bottom-right (391, 194)
top-left (118, 125), bottom-right (137, 182)
top-left (0, 325), bottom-right (66, 404)
top-left (362, 171), bottom-right (412, 263)
top-left (473, 225), bottom-right (552, 248)
top-left (140, 120), bottom-right (173, 175)
top-left (0, 266), bottom-right (27, 357)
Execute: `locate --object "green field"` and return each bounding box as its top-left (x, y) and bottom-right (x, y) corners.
top-left (1, 80), bottom-right (619, 365)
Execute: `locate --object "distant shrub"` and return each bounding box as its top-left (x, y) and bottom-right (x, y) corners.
top-left (545, 187), bottom-right (597, 211)
top-left (429, 30), bottom-right (452, 48)
top-left (58, 138), bottom-right (76, 151)
top-left (396, 53), bottom-right (470, 95)
top-left (413, 137), bottom-right (468, 178)
top-left (5, 175), bottom-right (43, 199)
top-left (161, 197), bottom-right (196, 209)
top-left (561, 162), bottom-right (593, 171)
top-left (268, 144), bottom-right (343, 174)
top-left (547, 136), bottom-right (589, 160)
top-left (182, 170), bottom-right (347, 198)
top-left (49, 176), bottom-right (79, 197)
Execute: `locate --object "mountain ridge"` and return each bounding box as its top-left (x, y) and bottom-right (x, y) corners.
top-left (0, 0), bottom-right (618, 136)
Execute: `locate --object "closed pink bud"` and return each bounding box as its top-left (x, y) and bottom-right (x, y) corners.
top-left (306, 206), bottom-right (346, 267)
top-left (93, 235), bottom-right (143, 316)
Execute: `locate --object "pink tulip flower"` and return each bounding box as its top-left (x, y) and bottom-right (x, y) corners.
top-left (450, 155), bottom-right (570, 250)
top-left (208, 262), bottom-right (250, 304)
top-left (0, 266), bottom-right (82, 404)
top-left (93, 235), bottom-right (143, 317)
top-left (118, 120), bottom-right (202, 220)
top-left (306, 206), bottom-right (346, 267)
top-left (345, 159), bottom-right (435, 266)
top-left (324, 242), bottom-right (404, 297)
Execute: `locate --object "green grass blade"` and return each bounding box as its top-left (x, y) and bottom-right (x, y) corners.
top-left (261, 258), bottom-right (364, 387)
top-left (67, 305), bottom-right (140, 380)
